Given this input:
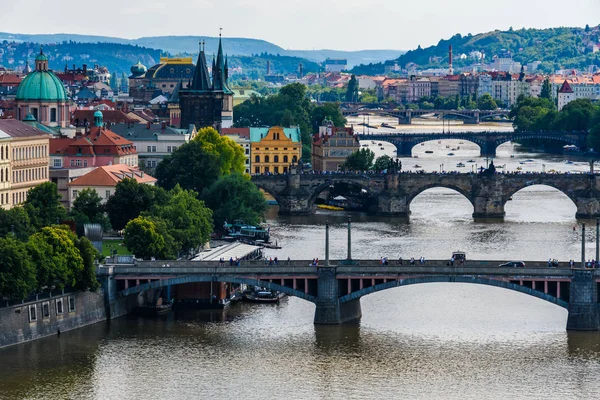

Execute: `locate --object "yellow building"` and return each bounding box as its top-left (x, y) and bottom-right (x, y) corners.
top-left (0, 132), bottom-right (10, 209)
top-left (0, 119), bottom-right (50, 207)
top-left (250, 126), bottom-right (301, 174)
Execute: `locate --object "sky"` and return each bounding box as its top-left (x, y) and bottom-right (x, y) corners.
top-left (1, 0), bottom-right (599, 51)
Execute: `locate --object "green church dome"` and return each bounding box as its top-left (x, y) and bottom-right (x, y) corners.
top-left (16, 70), bottom-right (68, 101)
top-left (130, 60), bottom-right (147, 77)
top-left (35, 52), bottom-right (48, 62)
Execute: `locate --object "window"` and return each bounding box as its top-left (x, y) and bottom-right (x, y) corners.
top-left (42, 302), bottom-right (50, 319)
top-left (56, 298), bottom-right (64, 315)
top-left (147, 146), bottom-right (152, 152)
top-left (29, 305), bottom-right (37, 322)
top-left (70, 160), bottom-right (75, 167)
top-left (83, 160), bottom-right (88, 167)
top-left (255, 166), bottom-right (260, 174)
top-left (72, 190), bottom-right (78, 198)
top-left (274, 166), bottom-right (279, 173)
top-left (75, 160), bottom-right (82, 167)
top-left (264, 166), bottom-right (269, 173)
top-left (167, 146), bottom-right (172, 153)
top-left (245, 159), bottom-right (249, 164)
top-left (274, 155), bottom-right (279, 163)
top-left (283, 166), bottom-right (288, 173)
top-left (255, 155), bottom-right (260, 163)
top-left (105, 190), bottom-right (111, 198)
top-left (50, 108), bottom-right (57, 122)
top-left (264, 155), bottom-right (270, 163)
top-left (68, 296), bottom-right (75, 312)
top-left (245, 149), bottom-right (249, 155)
top-left (283, 155), bottom-right (289, 163)
top-left (151, 146), bottom-right (157, 153)
top-left (292, 156), bottom-right (298, 163)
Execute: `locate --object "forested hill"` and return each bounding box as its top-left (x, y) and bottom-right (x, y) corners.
top-left (351, 25), bottom-right (600, 75)
top-left (0, 40), bottom-right (320, 77)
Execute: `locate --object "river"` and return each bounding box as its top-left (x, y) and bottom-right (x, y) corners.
top-left (1, 122), bottom-right (600, 399)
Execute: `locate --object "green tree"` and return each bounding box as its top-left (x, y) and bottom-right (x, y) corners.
top-left (69, 188), bottom-right (110, 234)
top-left (552, 99), bottom-right (598, 132)
top-left (476, 94), bottom-right (498, 110)
top-left (0, 236), bottom-right (36, 300)
top-left (310, 103), bottom-right (347, 132)
top-left (155, 141), bottom-right (221, 193)
top-left (202, 173), bottom-right (267, 229)
top-left (105, 179), bottom-right (168, 231)
top-left (149, 186), bottom-right (213, 254)
top-left (23, 182), bottom-right (67, 229)
top-left (123, 216), bottom-right (172, 260)
top-left (193, 127), bottom-right (246, 175)
top-left (540, 78), bottom-right (553, 101)
top-left (586, 108), bottom-right (600, 151)
top-left (342, 148), bottom-right (375, 171)
top-left (27, 225), bottom-right (83, 291)
top-left (509, 96), bottom-right (556, 132)
top-left (345, 74), bottom-right (358, 102)
top-left (74, 236), bottom-right (100, 291)
top-left (0, 207), bottom-right (33, 240)
top-left (373, 155), bottom-right (394, 171)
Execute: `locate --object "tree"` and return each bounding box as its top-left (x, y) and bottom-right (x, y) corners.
top-left (23, 182), bottom-right (66, 229)
top-left (552, 99), bottom-right (598, 132)
top-left (69, 188), bottom-right (110, 234)
top-left (586, 108), bottom-right (600, 151)
top-left (310, 103), bottom-right (347, 132)
top-left (202, 173), bottom-right (267, 229)
top-left (193, 127), bottom-right (246, 175)
top-left (155, 141), bottom-right (221, 194)
top-left (123, 216), bottom-right (173, 260)
top-left (342, 148), bottom-right (375, 171)
top-left (105, 178), bottom-right (168, 230)
top-left (150, 186), bottom-right (213, 254)
top-left (0, 236), bottom-right (36, 300)
top-left (373, 155), bottom-right (394, 171)
top-left (345, 74), bottom-right (358, 102)
top-left (476, 94), bottom-right (498, 110)
top-left (540, 78), bottom-right (553, 101)
top-left (509, 96), bottom-right (555, 132)
top-left (74, 236), bottom-right (100, 291)
top-left (27, 226), bottom-right (84, 291)
top-left (0, 207), bottom-right (33, 240)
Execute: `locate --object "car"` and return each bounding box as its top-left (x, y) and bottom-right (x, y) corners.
top-left (499, 261), bottom-right (526, 268)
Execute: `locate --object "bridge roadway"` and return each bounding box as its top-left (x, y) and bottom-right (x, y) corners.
top-left (356, 131), bottom-right (588, 157)
top-left (252, 171), bottom-right (600, 219)
top-left (97, 259), bottom-right (600, 330)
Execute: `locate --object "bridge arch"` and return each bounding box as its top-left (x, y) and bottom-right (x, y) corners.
top-left (118, 275), bottom-right (317, 303)
top-left (401, 136), bottom-right (485, 157)
top-left (495, 133), bottom-right (581, 150)
top-left (307, 178), bottom-right (379, 210)
top-left (338, 276), bottom-right (568, 309)
top-left (406, 183), bottom-right (474, 210)
top-left (504, 183), bottom-right (578, 208)
top-left (253, 182), bottom-right (283, 206)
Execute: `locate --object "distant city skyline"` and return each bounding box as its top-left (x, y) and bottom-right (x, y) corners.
top-left (1, 0), bottom-right (598, 51)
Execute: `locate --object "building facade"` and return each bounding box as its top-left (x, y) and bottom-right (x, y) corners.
top-left (222, 128), bottom-right (252, 174)
top-left (312, 121), bottom-right (360, 172)
top-left (128, 57), bottom-right (194, 103)
top-left (250, 126), bottom-right (301, 174)
top-left (0, 131), bottom-right (11, 209)
top-left (0, 119), bottom-right (50, 207)
top-left (558, 80), bottom-right (576, 111)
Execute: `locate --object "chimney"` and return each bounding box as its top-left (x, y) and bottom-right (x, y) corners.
top-left (449, 45), bottom-right (453, 75)
top-left (146, 122), bottom-right (151, 130)
top-left (161, 121), bottom-right (166, 130)
top-left (83, 64), bottom-right (87, 74)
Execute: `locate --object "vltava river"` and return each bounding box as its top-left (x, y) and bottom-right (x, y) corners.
top-left (2, 137), bottom-right (600, 399)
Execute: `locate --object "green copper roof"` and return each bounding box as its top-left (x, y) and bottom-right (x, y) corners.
top-left (16, 70), bottom-right (68, 101)
top-left (249, 127), bottom-right (301, 143)
top-left (35, 52), bottom-right (48, 62)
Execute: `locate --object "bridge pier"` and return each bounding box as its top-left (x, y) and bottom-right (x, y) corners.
top-left (481, 140), bottom-right (497, 157)
top-left (472, 195), bottom-right (505, 219)
top-left (393, 141), bottom-right (413, 157)
top-left (575, 197), bottom-right (600, 219)
top-left (567, 269), bottom-right (600, 331)
top-left (314, 266), bottom-right (362, 324)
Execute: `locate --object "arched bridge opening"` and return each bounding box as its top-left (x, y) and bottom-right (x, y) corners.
top-left (337, 276), bottom-right (569, 309)
top-left (116, 275), bottom-right (318, 303)
top-left (407, 184), bottom-right (475, 218)
top-left (394, 137), bottom-right (486, 157)
top-left (308, 178), bottom-right (379, 213)
top-left (504, 184), bottom-right (578, 222)
top-left (495, 134), bottom-right (583, 153)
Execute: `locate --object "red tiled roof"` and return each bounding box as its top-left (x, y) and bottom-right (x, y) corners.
top-left (0, 74), bottom-right (23, 85)
top-left (72, 110), bottom-right (136, 125)
top-left (222, 127), bottom-right (250, 139)
top-left (68, 165), bottom-right (156, 187)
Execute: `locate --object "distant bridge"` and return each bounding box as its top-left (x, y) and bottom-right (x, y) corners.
top-left (357, 131), bottom-right (588, 156)
top-left (339, 103), bottom-right (511, 124)
top-left (98, 260), bottom-right (600, 330)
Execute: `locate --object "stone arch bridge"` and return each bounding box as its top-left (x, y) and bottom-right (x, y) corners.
top-left (98, 261), bottom-right (600, 330)
top-left (252, 172), bottom-right (600, 219)
top-left (341, 106), bottom-right (510, 125)
top-left (357, 131), bottom-right (588, 157)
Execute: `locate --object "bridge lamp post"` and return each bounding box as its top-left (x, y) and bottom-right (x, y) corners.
top-left (347, 216), bottom-right (352, 261)
top-left (596, 218), bottom-right (599, 264)
top-left (325, 220), bottom-right (330, 267)
top-left (542, 164), bottom-right (546, 173)
top-left (582, 223), bottom-right (586, 268)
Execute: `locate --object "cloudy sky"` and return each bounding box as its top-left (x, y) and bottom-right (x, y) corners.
top-left (2, 0), bottom-right (598, 51)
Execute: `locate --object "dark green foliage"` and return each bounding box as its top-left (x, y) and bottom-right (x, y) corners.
top-left (23, 182), bottom-right (67, 230)
top-left (123, 216), bottom-right (176, 260)
top-left (0, 207), bottom-right (33, 240)
top-left (69, 188), bottom-right (110, 235)
top-left (540, 78), bottom-right (553, 101)
top-left (155, 141), bottom-right (221, 193)
top-left (74, 237), bottom-right (100, 291)
top-left (202, 173), bottom-right (267, 229)
top-left (476, 94), bottom-right (498, 110)
top-left (373, 155), bottom-right (394, 171)
top-left (0, 236), bottom-right (36, 300)
top-left (105, 178), bottom-right (168, 231)
top-left (345, 74), bottom-right (358, 102)
top-left (342, 148), bottom-right (375, 171)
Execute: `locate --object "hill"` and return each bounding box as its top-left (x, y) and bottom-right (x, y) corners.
top-left (351, 25), bottom-right (600, 75)
top-left (0, 32), bottom-right (402, 68)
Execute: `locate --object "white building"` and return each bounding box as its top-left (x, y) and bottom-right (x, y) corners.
top-left (558, 80), bottom-right (576, 111)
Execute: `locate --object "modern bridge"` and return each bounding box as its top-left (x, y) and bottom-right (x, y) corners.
top-left (98, 259), bottom-right (600, 330)
top-left (356, 131), bottom-right (588, 157)
top-left (251, 171), bottom-right (600, 218)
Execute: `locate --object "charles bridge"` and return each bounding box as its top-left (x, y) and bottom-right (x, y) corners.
top-left (251, 172), bottom-right (600, 219)
top-left (98, 258), bottom-right (600, 331)
top-left (357, 131), bottom-right (588, 157)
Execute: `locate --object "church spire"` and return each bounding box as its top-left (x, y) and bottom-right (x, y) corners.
top-left (212, 29), bottom-right (231, 93)
top-left (191, 39), bottom-right (211, 91)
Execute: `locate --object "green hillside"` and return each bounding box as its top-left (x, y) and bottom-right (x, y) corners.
top-left (351, 25), bottom-right (600, 74)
